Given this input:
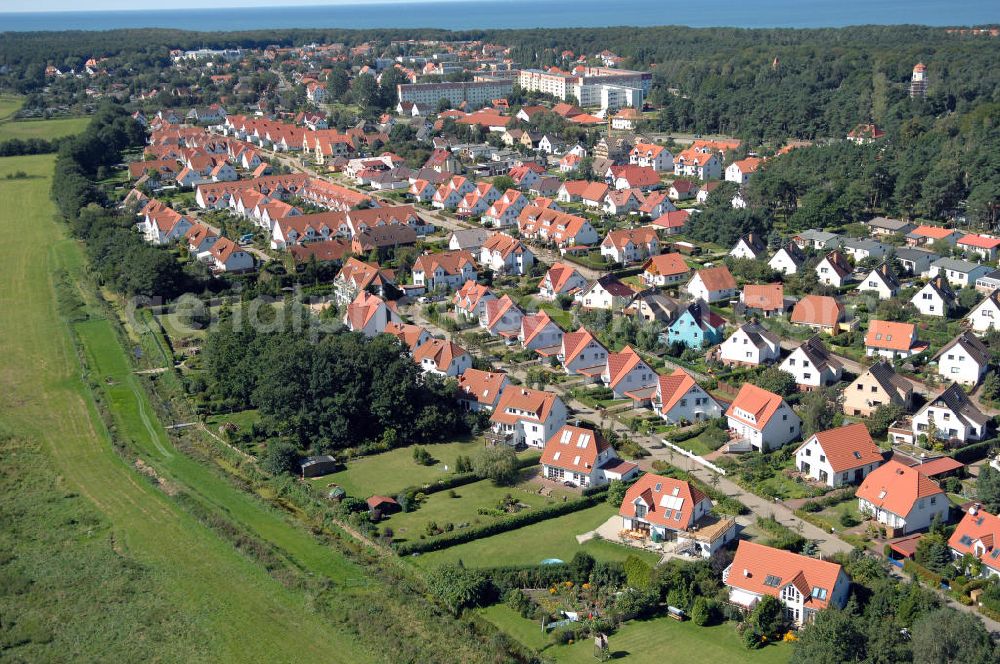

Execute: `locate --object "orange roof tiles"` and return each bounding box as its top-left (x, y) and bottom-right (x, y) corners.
top-left (790, 295), bottom-right (844, 329)
top-left (540, 425), bottom-right (608, 473)
top-left (643, 253), bottom-right (690, 278)
top-left (694, 265), bottom-right (737, 292)
top-left (742, 283), bottom-right (784, 312)
top-left (727, 541), bottom-right (845, 610)
top-left (865, 320), bottom-right (917, 352)
top-left (726, 383), bottom-right (787, 431)
top-left (797, 423), bottom-right (883, 473)
top-left (856, 460), bottom-right (944, 518)
top-left (619, 473), bottom-right (707, 531)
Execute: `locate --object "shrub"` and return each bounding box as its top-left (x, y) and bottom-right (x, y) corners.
top-left (261, 440), bottom-right (300, 476)
top-left (474, 446), bottom-right (519, 486)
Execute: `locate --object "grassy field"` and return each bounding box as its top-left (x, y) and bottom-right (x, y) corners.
top-left (0, 154), bottom-right (374, 662)
top-left (381, 473), bottom-right (559, 543)
top-left (411, 503), bottom-right (660, 568)
top-left (0, 95), bottom-right (23, 122)
top-left (547, 614), bottom-right (790, 663)
top-left (312, 438), bottom-right (486, 497)
top-left (0, 116), bottom-right (91, 141)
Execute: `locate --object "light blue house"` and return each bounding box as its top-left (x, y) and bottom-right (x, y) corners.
top-left (663, 302), bottom-right (726, 349)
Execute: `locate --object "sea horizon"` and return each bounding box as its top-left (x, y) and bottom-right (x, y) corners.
top-left (1, 0), bottom-right (997, 33)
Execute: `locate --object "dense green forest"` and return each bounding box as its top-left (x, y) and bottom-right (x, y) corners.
top-left (201, 303), bottom-right (474, 455)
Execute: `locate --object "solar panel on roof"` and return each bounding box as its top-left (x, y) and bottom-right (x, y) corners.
top-left (763, 575), bottom-right (781, 587)
top-left (960, 535), bottom-right (973, 546)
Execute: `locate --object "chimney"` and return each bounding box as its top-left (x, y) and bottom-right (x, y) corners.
top-left (743, 569), bottom-right (751, 578)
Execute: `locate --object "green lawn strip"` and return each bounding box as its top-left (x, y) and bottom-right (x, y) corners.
top-left (0, 116), bottom-right (91, 141)
top-left (0, 95), bottom-right (24, 123)
top-left (381, 474), bottom-right (559, 543)
top-left (477, 604), bottom-right (552, 652)
top-left (72, 316), bottom-right (364, 585)
top-left (546, 614), bottom-right (791, 663)
top-left (0, 154), bottom-right (373, 662)
top-left (410, 503), bottom-right (658, 568)
top-left (206, 408), bottom-right (261, 431)
top-left (313, 438), bottom-right (485, 497)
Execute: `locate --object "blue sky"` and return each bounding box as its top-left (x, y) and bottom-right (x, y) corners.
top-left (0, 0), bottom-right (446, 11)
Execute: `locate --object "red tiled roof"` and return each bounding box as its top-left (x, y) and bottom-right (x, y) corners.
top-left (790, 295), bottom-right (844, 328)
top-left (725, 383), bottom-right (787, 431)
top-left (948, 508), bottom-right (1000, 572)
top-left (727, 541), bottom-right (845, 610)
top-left (865, 320), bottom-right (918, 352)
top-left (742, 283), bottom-right (784, 311)
top-left (457, 368), bottom-right (508, 406)
top-left (856, 460), bottom-right (944, 518)
top-left (694, 266), bottom-right (736, 292)
top-left (643, 253), bottom-right (689, 277)
top-left (540, 425), bottom-right (608, 473)
top-left (796, 423), bottom-right (883, 473)
top-left (957, 234), bottom-right (1000, 250)
top-left (619, 473), bottom-right (707, 531)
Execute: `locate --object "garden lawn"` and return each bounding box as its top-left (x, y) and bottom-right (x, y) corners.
top-left (546, 614), bottom-right (791, 663)
top-left (410, 503), bottom-right (659, 568)
top-left (478, 604), bottom-right (551, 652)
top-left (312, 438), bottom-right (485, 497)
top-left (0, 116), bottom-right (91, 141)
top-left (383, 474), bottom-right (557, 543)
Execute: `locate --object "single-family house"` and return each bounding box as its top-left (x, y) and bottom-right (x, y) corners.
top-left (912, 383), bottom-right (989, 445)
top-left (729, 233), bottom-right (768, 261)
top-left (948, 506), bottom-right (1000, 579)
top-left (413, 338), bottom-right (472, 377)
top-left (600, 228), bottom-right (660, 264)
top-left (725, 157), bottom-right (763, 185)
top-left (613, 165), bottom-right (660, 191)
top-left (927, 258), bottom-right (992, 289)
top-left (908, 225), bottom-right (962, 247)
top-left (638, 191), bottom-right (675, 219)
top-left (842, 238), bottom-right (888, 262)
top-left (967, 289), bottom-right (1000, 333)
top-left (538, 262), bottom-right (587, 300)
top-left (843, 360), bottom-right (913, 417)
top-left (559, 328), bottom-right (609, 378)
top-left (453, 280), bottom-right (496, 320)
top-left (383, 322), bottom-right (432, 354)
top-left (856, 460), bottom-right (948, 536)
top-left (957, 234), bottom-right (1000, 263)
top-left (456, 368), bottom-right (509, 412)
top-left (603, 189), bottom-right (645, 216)
top-left (580, 276), bottom-right (635, 311)
top-left (719, 322), bottom-right (781, 367)
top-left (344, 291), bottom-right (400, 337)
top-left (794, 229), bottom-right (841, 251)
top-left (541, 425), bottom-right (638, 488)
top-left (518, 311), bottom-right (565, 353)
top-left (780, 336), bottom-right (843, 391)
top-left (895, 247), bottom-right (939, 277)
top-left (479, 233), bottom-right (534, 275)
top-left (654, 368), bottom-right (723, 424)
top-left (641, 253), bottom-right (690, 288)
top-left (865, 320), bottom-right (925, 360)
top-left (673, 148), bottom-right (722, 180)
top-left (910, 277), bottom-right (956, 317)
top-left (935, 332), bottom-right (990, 387)
top-left (481, 295), bottom-right (524, 337)
top-left (975, 270), bottom-right (1000, 295)
top-left (867, 216), bottom-right (915, 237)
top-left (448, 228), bottom-right (491, 253)
top-left (667, 179), bottom-right (697, 201)
top-left (725, 383), bottom-right (801, 452)
top-left (620, 474), bottom-right (737, 558)
top-left (815, 250), bottom-right (853, 288)
top-left (648, 210), bottom-right (689, 235)
top-left (488, 387), bottom-right (568, 449)
top-left (795, 423), bottom-right (884, 488)
top-left (740, 283), bottom-right (787, 318)
top-left (602, 346), bottom-right (657, 398)
top-left (412, 251), bottom-right (478, 291)
top-left (687, 266), bottom-right (737, 303)
top-left (666, 302), bottom-right (726, 349)
top-left (859, 263), bottom-right (900, 299)
top-left (333, 257), bottom-right (396, 303)
top-left (768, 243), bottom-right (806, 276)
top-left (184, 222), bottom-right (218, 255)
top-left (790, 295), bottom-right (845, 335)
top-left (723, 541), bottom-right (850, 626)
